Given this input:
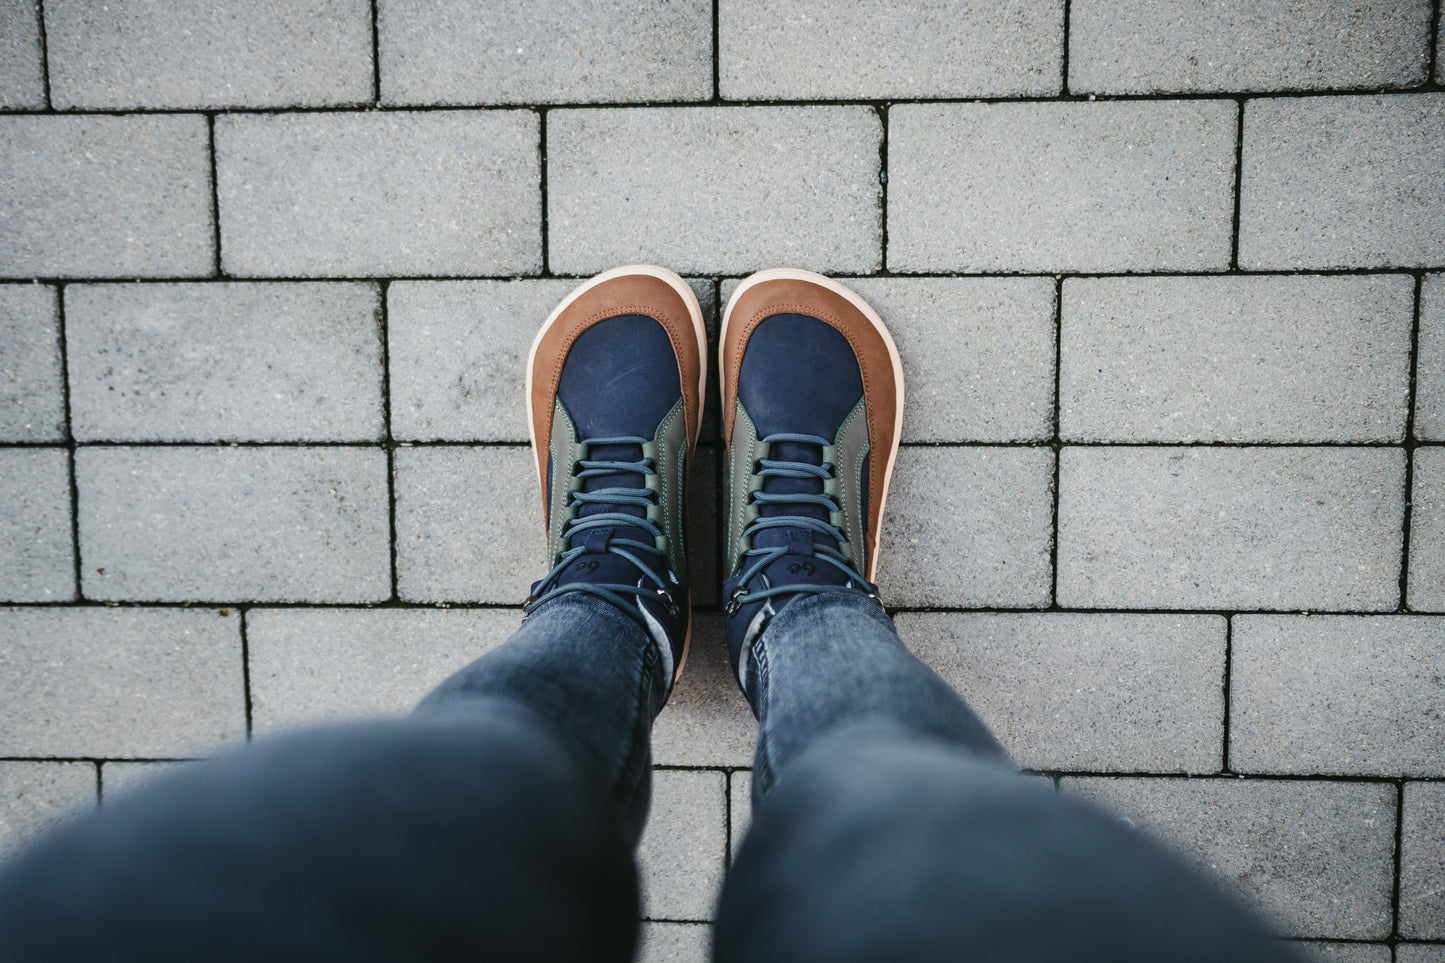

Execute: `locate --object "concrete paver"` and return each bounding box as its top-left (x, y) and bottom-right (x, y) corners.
top-left (1060, 275), bottom-right (1414, 443)
top-left (0, 284), bottom-right (63, 441)
top-left (730, 771), bottom-right (750, 861)
top-left (1399, 947), bottom-right (1445, 963)
top-left (78, 446), bottom-right (391, 602)
top-left (1299, 942), bottom-right (1391, 963)
top-left (1231, 615), bottom-right (1445, 776)
top-left (1410, 447), bottom-right (1445, 612)
top-left (247, 608), bottom-right (521, 734)
top-left (1239, 95), bottom-right (1445, 270)
top-left (636, 922), bottom-right (711, 963)
top-left (638, 769), bottom-right (727, 921)
top-left (66, 282), bottom-right (384, 443)
top-left (0, 115), bottom-right (213, 278)
top-left (0, 607), bottom-right (245, 757)
top-left (845, 278), bottom-right (1056, 443)
top-left (0, 448), bottom-right (73, 602)
top-left (876, 446), bottom-right (1054, 608)
top-left (719, 0), bottom-right (1063, 99)
top-left (216, 111), bottom-right (541, 277)
top-left (896, 613), bottom-right (1225, 773)
top-left (1400, 781), bottom-right (1445, 938)
top-left (0, 762), bottom-right (95, 859)
top-left (548, 107), bottom-right (881, 276)
top-left (45, 0), bottom-right (373, 109)
top-left (1417, 274), bottom-right (1444, 441)
top-left (380, 0), bottom-right (710, 105)
top-left (888, 101), bottom-right (1237, 273)
top-left (653, 616), bottom-right (756, 768)
top-left (1069, 0), bottom-right (1433, 93)
top-left (1062, 777), bottom-right (1397, 939)
top-left (0, 0), bottom-right (44, 109)
top-left (1057, 447), bottom-right (1404, 610)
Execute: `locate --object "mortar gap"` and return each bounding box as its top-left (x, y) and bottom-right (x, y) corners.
top-left (539, 109), bottom-right (551, 277)
top-left (370, 0), bottom-right (382, 105)
top-left (1429, 0), bottom-right (1442, 87)
top-left (877, 103), bottom-right (889, 274)
top-left (1221, 614), bottom-right (1233, 773)
top-left (1399, 272), bottom-right (1423, 612)
top-left (378, 279), bottom-right (400, 601)
top-left (55, 283), bottom-right (85, 601)
top-left (1049, 276), bottom-right (1064, 609)
top-left (35, 0), bottom-right (52, 109)
top-left (207, 113), bottom-right (223, 277)
top-left (1060, 0), bottom-right (1072, 95)
top-left (1391, 778), bottom-right (1405, 941)
top-left (239, 607), bottom-right (255, 740)
top-left (712, 0), bottom-right (721, 103)
top-left (1230, 98), bottom-right (1245, 271)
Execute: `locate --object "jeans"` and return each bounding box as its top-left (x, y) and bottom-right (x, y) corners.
top-left (0, 592), bottom-right (1300, 962)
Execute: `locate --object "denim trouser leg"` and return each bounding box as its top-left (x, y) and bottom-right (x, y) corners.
top-left (0, 594), bottom-right (660, 963)
top-left (718, 594), bottom-right (1303, 963)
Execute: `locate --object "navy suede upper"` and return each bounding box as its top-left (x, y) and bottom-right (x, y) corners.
top-left (737, 314), bottom-right (862, 439)
top-left (558, 315), bottom-right (680, 440)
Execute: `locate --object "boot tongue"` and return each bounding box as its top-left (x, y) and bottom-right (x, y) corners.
top-left (750, 440), bottom-right (852, 590)
top-left (558, 440), bottom-right (656, 588)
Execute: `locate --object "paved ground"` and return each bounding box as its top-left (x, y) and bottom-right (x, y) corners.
top-left (1, 1), bottom-right (1443, 959)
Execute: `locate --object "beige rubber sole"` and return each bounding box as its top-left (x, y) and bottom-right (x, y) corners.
top-left (720, 268), bottom-right (906, 583)
top-left (524, 265), bottom-right (706, 684)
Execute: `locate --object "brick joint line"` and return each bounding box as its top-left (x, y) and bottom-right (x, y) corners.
top-left (1399, 272), bottom-right (1424, 613)
top-left (379, 280), bottom-right (400, 602)
top-left (34, 0), bottom-right (52, 109)
top-left (239, 608), bottom-right (255, 740)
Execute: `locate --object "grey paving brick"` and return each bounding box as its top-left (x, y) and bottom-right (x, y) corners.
top-left (638, 769), bottom-right (727, 921)
top-left (247, 608), bottom-right (521, 734)
top-left (1057, 447), bottom-right (1404, 610)
top-left (1298, 942), bottom-right (1391, 963)
top-left (0, 448), bottom-right (74, 603)
top-left (1401, 781), bottom-right (1445, 938)
top-left (0, 762), bottom-right (94, 859)
top-left (78, 446), bottom-right (390, 602)
top-left (1418, 274), bottom-right (1445, 441)
top-left (1411, 448), bottom-right (1445, 612)
top-left (719, 0), bottom-right (1063, 99)
top-left (1061, 275), bottom-right (1414, 443)
top-left (389, 279), bottom-right (575, 442)
top-left (1231, 615), bottom-right (1445, 776)
top-left (380, 0), bottom-right (710, 106)
top-left (100, 761), bottom-right (184, 803)
top-left (730, 770), bottom-right (750, 861)
top-left (67, 282), bottom-right (383, 443)
top-left (888, 101), bottom-right (1236, 273)
top-left (394, 446), bottom-right (535, 604)
top-left (1062, 777), bottom-right (1397, 939)
top-left (653, 615), bottom-right (756, 768)
top-left (0, 0), bottom-right (44, 109)
top-left (1068, 0), bottom-right (1433, 94)
top-left (637, 922), bottom-right (711, 963)
top-left (216, 111), bottom-right (540, 278)
top-left (0, 284), bottom-right (63, 441)
top-left (844, 278), bottom-right (1056, 443)
top-left (1239, 95), bottom-right (1445, 270)
top-left (876, 446), bottom-right (1054, 608)
top-left (0, 607), bottom-right (246, 756)
top-left (1399, 946), bottom-right (1445, 963)
top-left (45, 0), bottom-right (372, 109)
top-left (895, 613), bottom-right (1225, 772)
top-left (549, 107), bottom-right (881, 276)
top-left (0, 115), bottom-right (213, 278)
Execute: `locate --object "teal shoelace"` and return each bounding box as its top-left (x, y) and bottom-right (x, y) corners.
top-left (725, 431), bottom-right (879, 617)
top-left (525, 435), bottom-right (678, 622)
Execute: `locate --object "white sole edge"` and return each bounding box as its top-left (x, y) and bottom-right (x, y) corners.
top-left (720, 269), bottom-right (906, 583)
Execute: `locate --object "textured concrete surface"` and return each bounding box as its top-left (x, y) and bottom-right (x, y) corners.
top-left (0, 447), bottom-right (73, 602)
top-left (1400, 781), bottom-right (1445, 938)
top-left (1300, 942), bottom-right (1392, 963)
top-left (653, 616), bottom-right (756, 768)
top-left (100, 761), bottom-right (184, 803)
top-left (1057, 447), bottom-right (1404, 610)
top-left (876, 446), bottom-right (1054, 608)
top-left (1239, 95), bottom-right (1445, 270)
top-left (1063, 777), bottom-right (1397, 938)
top-left (1418, 274), bottom-right (1444, 441)
top-left (380, 0), bottom-right (710, 105)
top-left (638, 769), bottom-right (727, 921)
top-left (897, 613), bottom-right (1225, 772)
top-left (1398, 947), bottom-right (1445, 963)
top-left (1410, 448), bottom-right (1445, 612)
top-left (888, 101), bottom-right (1237, 273)
top-left (66, 283), bottom-right (384, 442)
top-left (247, 608), bottom-right (520, 733)
top-left (719, 0), bottom-right (1063, 99)
top-left (1068, 0), bottom-right (1433, 93)
top-left (1231, 615), bottom-right (1445, 776)
top-left (216, 111), bottom-right (541, 277)
top-left (0, 761), bottom-right (95, 859)
top-left (0, 0), bottom-right (44, 110)
top-left (845, 277), bottom-right (1056, 442)
top-left (0, 115), bottom-right (213, 278)
top-left (0, 607), bottom-right (246, 757)
top-left (45, 0), bottom-right (373, 109)
top-left (0, 284), bottom-right (63, 441)
top-left (636, 922), bottom-right (711, 963)
top-left (548, 107), bottom-right (881, 276)
top-left (78, 446), bottom-right (391, 602)
top-left (730, 770), bottom-right (751, 861)
top-left (1060, 275), bottom-right (1414, 443)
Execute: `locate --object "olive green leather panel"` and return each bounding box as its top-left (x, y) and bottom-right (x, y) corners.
top-left (650, 397), bottom-right (689, 579)
top-left (546, 398), bottom-right (581, 566)
top-left (725, 401), bottom-right (761, 575)
top-left (828, 397), bottom-right (870, 573)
